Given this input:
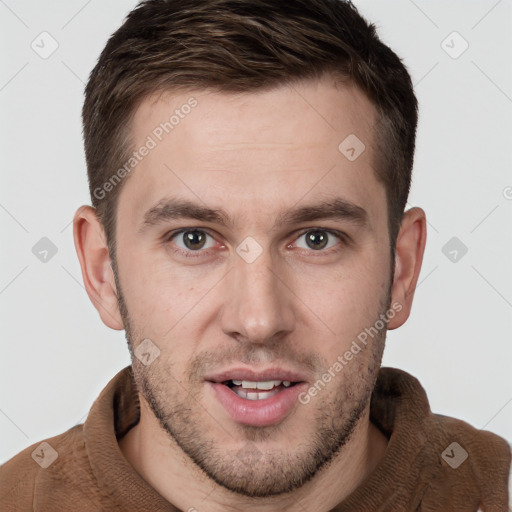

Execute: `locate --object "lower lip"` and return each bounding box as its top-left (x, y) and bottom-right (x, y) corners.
top-left (208, 382), bottom-right (307, 427)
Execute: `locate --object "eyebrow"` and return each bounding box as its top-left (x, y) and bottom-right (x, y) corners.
top-left (138, 196), bottom-right (369, 234)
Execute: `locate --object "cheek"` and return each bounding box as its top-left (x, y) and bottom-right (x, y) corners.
top-left (293, 255), bottom-right (390, 349)
top-left (118, 252), bottom-right (221, 342)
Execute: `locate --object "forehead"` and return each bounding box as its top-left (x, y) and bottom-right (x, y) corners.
top-left (119, 77), bottom-right (383, 229)
top-left (133, 77), bottom-right (375, 151)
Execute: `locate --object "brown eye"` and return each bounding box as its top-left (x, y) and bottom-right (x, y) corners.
top-left (182, 230), bottom-right (207, 250)
top-left (305, 230), bottom-right (329, 250)
top-left (169, 229), bottom-right (216, 253)
top-left (293, 229), bottom-right (343, 252)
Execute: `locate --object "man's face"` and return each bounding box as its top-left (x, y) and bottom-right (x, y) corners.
top-left (114, 77), bottom-right (393, 497)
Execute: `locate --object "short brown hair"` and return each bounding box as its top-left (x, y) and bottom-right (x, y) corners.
top-left (83, 0), bottom-right (418, 261)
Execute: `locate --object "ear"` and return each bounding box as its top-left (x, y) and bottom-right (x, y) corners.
top-left (73, 205), bottom-right (123, 330)
top-left (387, 207), bottom-right (427, 330)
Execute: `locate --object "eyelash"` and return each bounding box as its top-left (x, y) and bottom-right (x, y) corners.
top-left (163, 229), bottom-right (220, 259)
top-left (163, 228), bottom-right (348, 259)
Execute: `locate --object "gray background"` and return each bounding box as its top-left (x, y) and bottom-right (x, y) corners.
top-left (1, 0), bottom-right (511, 464)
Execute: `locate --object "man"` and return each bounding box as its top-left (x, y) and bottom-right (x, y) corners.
top-left (1, 0), bottom-right (510, 510)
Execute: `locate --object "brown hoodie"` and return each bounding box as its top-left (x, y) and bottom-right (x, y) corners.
top-left (1, 366), bottom-right (510, 511)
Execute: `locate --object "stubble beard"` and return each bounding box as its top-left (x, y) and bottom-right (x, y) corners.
top-left (113, 265), bottom-right (389, 498)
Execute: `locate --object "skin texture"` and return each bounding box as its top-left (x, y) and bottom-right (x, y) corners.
top-left (73, 76), bottom-right (427, 511)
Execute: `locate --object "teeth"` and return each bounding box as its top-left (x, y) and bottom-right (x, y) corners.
top-left (234, 388), bottom-right (281, 400)
top-left (228, 379), bottom-right (295, 390)
top-left (241, 379), bottom-right (282, 390)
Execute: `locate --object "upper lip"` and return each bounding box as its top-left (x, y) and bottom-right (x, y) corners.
top-left (205, 367), bottom-right (309, 383)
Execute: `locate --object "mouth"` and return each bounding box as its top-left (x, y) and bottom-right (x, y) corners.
top-left (205, 369), bottom-right (309, 427)
top-left (222, 379), bottom-right (300, 400)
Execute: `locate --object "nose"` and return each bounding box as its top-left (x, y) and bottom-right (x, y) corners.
top-left (220, 248), bottom-right (296, 346)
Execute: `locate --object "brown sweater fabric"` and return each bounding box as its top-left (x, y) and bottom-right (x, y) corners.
top-left (1, 366), bottom-right (510, 511)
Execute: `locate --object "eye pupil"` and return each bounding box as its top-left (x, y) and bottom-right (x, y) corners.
top-left (183, 230), bottom-right (206, 250)
top-left (306, 230), bottom-right (328, 250)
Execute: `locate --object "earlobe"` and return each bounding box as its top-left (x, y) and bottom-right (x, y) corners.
top-left (73, 205), bottom-right (124, 330)
top-left (387, 207), bottom-right (427, 330)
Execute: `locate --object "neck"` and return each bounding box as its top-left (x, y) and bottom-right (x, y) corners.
top-left (119, 396), bottom-right (388, 512)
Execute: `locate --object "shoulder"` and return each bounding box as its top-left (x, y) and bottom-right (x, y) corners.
top-left (431, 412), bottom-right (510, 473)
top-left (0, 424), bottom-right (99, 511)
top-left (372, 368), bottom-right (511, 510)
top-left (420, 412), bottom-right (511, 510)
